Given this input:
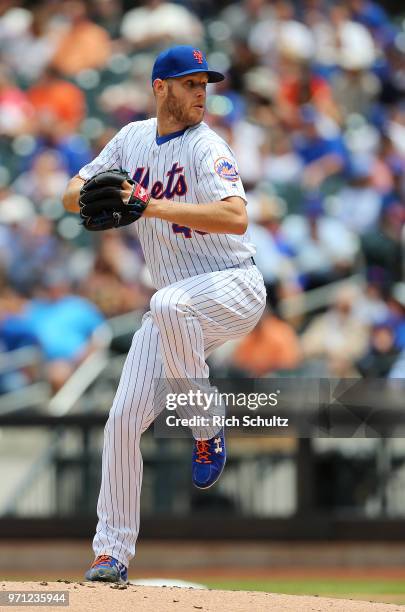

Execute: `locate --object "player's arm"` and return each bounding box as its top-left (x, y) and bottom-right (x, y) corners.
top-left (147, 142), bottom-right (249, 234)
top-left (63, 176), bottom-right (248, 234)
top-left (62, 174), bottom-right (85, 213)
top-left (142, 195), bottom-right (248, 235)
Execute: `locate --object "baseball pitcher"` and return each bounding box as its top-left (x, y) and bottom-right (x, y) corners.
top-left (62, 45), bottom-right (266, 584)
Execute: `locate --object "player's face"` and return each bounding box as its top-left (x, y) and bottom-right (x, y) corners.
top-left (166, 74), bottom-right (208, 127)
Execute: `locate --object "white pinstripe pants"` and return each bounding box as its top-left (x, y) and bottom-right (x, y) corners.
top-left (93, 264), bottom-right (266, 565)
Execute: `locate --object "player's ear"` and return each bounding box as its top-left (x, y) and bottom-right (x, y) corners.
top-left (152, 78), bottom-right (165, 97)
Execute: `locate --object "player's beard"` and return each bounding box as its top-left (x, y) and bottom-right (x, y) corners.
top-left (166, 83), bottom-right (203, 127)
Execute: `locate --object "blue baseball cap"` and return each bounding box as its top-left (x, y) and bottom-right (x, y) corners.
top-left (152, 45), bottom-right (225, 84)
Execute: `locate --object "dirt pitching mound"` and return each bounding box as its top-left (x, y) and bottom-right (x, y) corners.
top-left (1, 582), bottom-right (404, 612)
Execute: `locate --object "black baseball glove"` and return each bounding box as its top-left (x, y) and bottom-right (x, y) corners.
top-left (79, 169), bottom-right (150, 231)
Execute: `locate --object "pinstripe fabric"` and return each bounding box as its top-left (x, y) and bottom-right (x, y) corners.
top-left (81, 118), bottom-right (267, 568)
top-left (93, 313), bottom-right (163, 563)
top-left (79, 119), bottom-right (257, 289)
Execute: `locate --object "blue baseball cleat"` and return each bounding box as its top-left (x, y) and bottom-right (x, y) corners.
top-left (192, 428), bottom-right (226, 489)
top-left (85, 555), bottom-right (128, 584)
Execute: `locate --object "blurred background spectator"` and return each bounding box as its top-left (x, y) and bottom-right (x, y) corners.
top-left (120, 0), bottom-right (203, 50)
top-left (300, 284), bottom-right (370, 376)
top-left (50, 1), bottom-right (112, 77)
top-left (0, 0), bottom-right (404, 395)
top-left (20, 267), bottom-right (105, 391)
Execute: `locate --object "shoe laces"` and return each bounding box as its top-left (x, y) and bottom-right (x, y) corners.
top-left (91, 555), bottom-right (113, 568)
top-left (196, 440), bottom-right (212, 464)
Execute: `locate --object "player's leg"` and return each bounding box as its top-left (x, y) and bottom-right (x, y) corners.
top-left (149, 264), bottom-right (266, 439)
top-left (149, 265), bottom-right (265, 488)
top-left (91, 312), bottom-right (165, 569)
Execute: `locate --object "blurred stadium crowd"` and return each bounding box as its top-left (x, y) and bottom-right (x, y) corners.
top-left (0, 0), bottom-right (405, 395)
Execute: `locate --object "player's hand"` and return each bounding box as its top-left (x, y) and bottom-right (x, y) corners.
top-left (121, 179), bottom-right (135, 203)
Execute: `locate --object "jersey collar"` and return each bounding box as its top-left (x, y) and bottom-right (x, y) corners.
top-left (155, 127), bottom-right (188, 146)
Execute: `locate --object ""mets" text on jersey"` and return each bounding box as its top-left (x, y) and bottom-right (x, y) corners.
top-left (132, 162), bottom-right (187, 199)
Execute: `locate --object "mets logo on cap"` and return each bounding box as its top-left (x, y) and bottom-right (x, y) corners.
top-left (193, 49), bottom-right (204, 64)
top-left (214, 157), bottom-right (239, 182)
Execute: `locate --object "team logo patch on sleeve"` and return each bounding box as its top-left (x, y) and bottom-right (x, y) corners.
top-left (214, 157), bottom-right (239, 182)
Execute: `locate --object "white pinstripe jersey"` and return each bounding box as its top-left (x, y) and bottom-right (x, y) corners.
top-left (79, 118), bottom-right (256, 289)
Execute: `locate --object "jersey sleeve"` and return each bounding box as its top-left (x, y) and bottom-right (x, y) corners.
top-left (78, 124), bottom-right (132, 180)
top-left (194, 139), bottom-right (247, 203)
